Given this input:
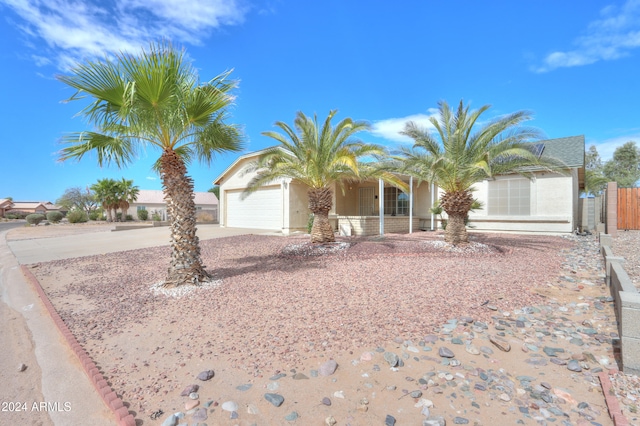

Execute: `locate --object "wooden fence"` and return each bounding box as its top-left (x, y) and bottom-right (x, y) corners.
top-left (618, 187), bottom-right (640, 230)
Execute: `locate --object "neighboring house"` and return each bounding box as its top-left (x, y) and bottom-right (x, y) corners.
top-left (130, 190), bottom-right (219, 222)
top-left (6, 201), bottom-right (64, 216)
top-left (214, 136), bottom-right (585, 236)
top-left (0, 198), bottom-right (13, 217)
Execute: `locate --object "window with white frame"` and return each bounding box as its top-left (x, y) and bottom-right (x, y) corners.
top-left (384, 187), bottom-right (409, 215)
top-left (488, 178), bottom-right (530, 215)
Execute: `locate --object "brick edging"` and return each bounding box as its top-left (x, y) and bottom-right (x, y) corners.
top-left (20, 265), bottom-right (136, 426)
top-left (599, 371), bottom-right (630, 426)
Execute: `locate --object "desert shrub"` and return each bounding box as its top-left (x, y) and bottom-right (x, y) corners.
top-left (152, 213), bottom-right (161, 221)
top-left (126, 214), bottom-right (133, 221)
top-left (116, 212), bottom-right (122, 221)
top-left (89, 211), bottom-right (100, 221)
top-left (6, 211), bottom-right (29, 219)
top-left (67, 210), bottom-right (88, 223)
top-left (196, 211), bottom-right (214, 222)
top-left (307, 213), bottom-right (314, 233)
top-left (5, 213), bottom-right (18, 219)
top-left (46, 211), bottom-right (63, 223)
top-left (26, 214), bottom-right (46, 225)
top-left (137, 209), bottom-right (148, 221)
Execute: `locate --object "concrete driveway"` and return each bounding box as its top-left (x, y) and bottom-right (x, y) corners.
top-left (8, 224), bottom-right (278, 264)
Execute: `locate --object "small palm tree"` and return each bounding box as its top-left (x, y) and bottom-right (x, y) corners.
top-left (244, 110), bottom-right (407, 243)
top-left (90, 178), bottom-right (119, 222)
top-left (116, 178), bottom-right (140, 220)
top-left (58, 42), bottom-right (243, 287)
top-left (399, 100), bottom-right (565, 245)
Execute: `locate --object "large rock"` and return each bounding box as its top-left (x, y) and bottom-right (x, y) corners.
top-left (197, 370), bottom-right (215, 381)
top-left (265, 393), bottom-right (285, 407)
top-left (319, 359), bottom-right (338, 376)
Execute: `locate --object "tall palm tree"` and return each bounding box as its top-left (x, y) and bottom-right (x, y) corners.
top-left (398, 100), bottom-right (565, 245)
top-left (90, 178), bottom-right (119, 222)
top-left (58, 42), bottom-right (243, 287)
top-left (244, 110), bottom-right (407, 243)
top-left (116, 178), bottom-right (140, 220)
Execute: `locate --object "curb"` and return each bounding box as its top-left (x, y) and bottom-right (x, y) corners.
top-left (21, 265), bottom-right (136, 426)
top-left (599, 371), bottom-right (630, 426)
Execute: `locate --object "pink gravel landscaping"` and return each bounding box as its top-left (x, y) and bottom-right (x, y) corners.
top-left (27, 232), bottom-right (583, 419)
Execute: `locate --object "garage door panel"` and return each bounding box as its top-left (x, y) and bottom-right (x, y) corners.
top-left (226, 187), bottom-right (281, 229)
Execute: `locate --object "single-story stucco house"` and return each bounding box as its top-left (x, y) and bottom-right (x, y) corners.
top-left (0, 199), bottom-right (13, 217)
top-left (4, 201), bottom-right (64, 216)
top-left (131, 190), bottom-right (219, 222)
top-left (213, 135), bottom-right (585, 236)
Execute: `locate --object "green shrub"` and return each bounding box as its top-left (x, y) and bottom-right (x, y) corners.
top-left (137, 209), bottom-right (148, 220)
top-left (89, 211), bottom-right (100, 221)
top-left (6, 211), bottom-right (29, 219)
top-left (307, 213), bottom-right (314, 233)
top-left (5, 213), bottom-right (18, 219)
top-left (26, 214), bottom-right (46, 225)
top-left (46, 211), bottom-right (63, 223)
top-left (67, 210), bottom-right (88, 223)
top-left (126, 214), bottom-right (133, 221)
top-left (151, 213), bottom-right (161, 221)
top-left (116, 212), bottom-right (122, 221)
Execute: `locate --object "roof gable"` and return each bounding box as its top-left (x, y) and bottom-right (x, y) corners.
top-left (213, 146), bottom-right (291, 185)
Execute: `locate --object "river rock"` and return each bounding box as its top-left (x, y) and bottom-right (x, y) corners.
top-left (319, 360), bottom-right (338, 376)
top-left (265, 393), bottom-right (284, 407)
top-left (197, 370), bottom-right (214, 381)
top-left (489, 335), bottom-right (511, 352)
top-left (439, 347), bottom-right (455, 358)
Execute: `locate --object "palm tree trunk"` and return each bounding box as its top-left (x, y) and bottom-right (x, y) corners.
top-left (160, 149), bottom-right (210, 287)
top-left (120, 201), bottom-right (129, 221)
top-left (308, 187), bottom-right (335, 243)
top-left (104, 203), bottom-right (113, 222)
top-left (440, 190), bottom-right (473, 245)
top-left (444, 213), bottom-right (468, 244)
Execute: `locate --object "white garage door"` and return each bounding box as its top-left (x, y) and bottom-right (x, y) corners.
top-left (226, 187), bottom-right (282, 229)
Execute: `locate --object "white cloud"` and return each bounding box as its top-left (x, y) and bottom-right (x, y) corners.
top-left (534, 0), bottom-right (640, 72)
top-left (0, 0), bottom-right (248, 69)
top-left (589, 133), bottom-right (640, 161)
top-left (370, 109), bottom-right (439, 143)
top-left (146, 176), bottom-right (157, 180)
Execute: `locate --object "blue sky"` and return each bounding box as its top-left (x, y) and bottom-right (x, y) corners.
top-left (1, 0), bottom-right (639, 202)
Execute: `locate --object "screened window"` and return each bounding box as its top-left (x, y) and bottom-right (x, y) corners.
top-left (137, 206), bottom-right (146, 211)
top-left (384, 187), bottom-right (409, 215)
top-left (488, 179), bottom-right (530, 215)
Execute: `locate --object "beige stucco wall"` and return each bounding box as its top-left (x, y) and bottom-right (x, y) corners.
top-left (287, 182), bottom-right (310, 232)
top-left (466, 171), bottom-right (576, 233)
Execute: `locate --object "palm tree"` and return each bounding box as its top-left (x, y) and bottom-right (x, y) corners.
top-left (244, 110), bottom-right (407, 243)
top-left (116, 178), bottom-right (140, 220)
top-left (58, 42), bottom-right (243, 287)
top-left (90, 178), bottom-right (119, 222)
top-left (398, 100), bottom-right (565, 245)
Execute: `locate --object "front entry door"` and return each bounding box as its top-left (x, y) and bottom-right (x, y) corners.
top-left (359, 187), bottom-right (375, 216)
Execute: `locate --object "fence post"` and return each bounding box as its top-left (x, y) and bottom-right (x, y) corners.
top-left (606, 182), bottom-right (617, 237)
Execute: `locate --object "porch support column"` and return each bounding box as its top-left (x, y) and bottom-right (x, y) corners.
top-left (431, 182), bottom-right (435, 231)
top-left (379, 178), bottom-right (384, 235)
top-left (409, 176), bottom-right (413, 234)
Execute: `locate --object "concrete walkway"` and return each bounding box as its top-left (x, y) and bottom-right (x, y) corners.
top-left (0, 230), bottom-right (115, 425)
top-left (1, 224), bottom-right (277, 425)
top-left (8, 224), bottom-right (278, 264)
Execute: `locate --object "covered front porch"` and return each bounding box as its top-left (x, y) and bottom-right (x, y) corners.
top-left (329, 177), bottom-right (437, 236)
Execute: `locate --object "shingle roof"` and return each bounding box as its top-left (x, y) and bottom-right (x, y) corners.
top-left (536, 135), bottom-right (585, 168)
